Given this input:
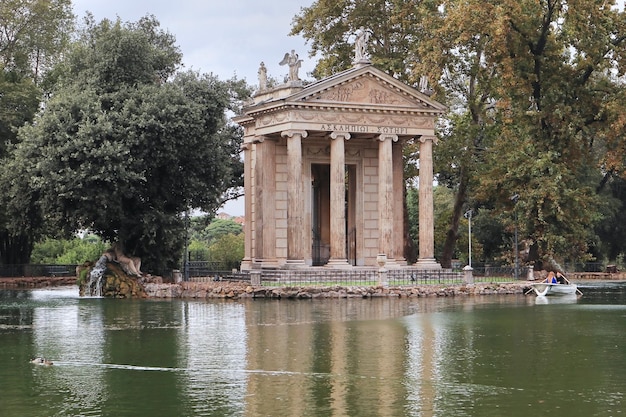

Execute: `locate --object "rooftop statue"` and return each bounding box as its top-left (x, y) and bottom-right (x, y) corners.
top-left (354, 27), bottom-right (371, 64)
top-left (279, 50), bottom-right (302, 82)
top-left (258, 61), bottom-right (268, 90)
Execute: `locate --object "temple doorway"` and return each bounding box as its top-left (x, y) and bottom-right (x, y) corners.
top-left (311, 163), bottom-right (357, 266)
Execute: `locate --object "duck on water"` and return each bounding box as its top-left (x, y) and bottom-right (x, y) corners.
top-left (30, 357), bottom-right (53, 366)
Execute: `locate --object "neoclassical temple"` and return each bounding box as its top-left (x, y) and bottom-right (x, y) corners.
top-left (234, 49), bottom-right (445, 271)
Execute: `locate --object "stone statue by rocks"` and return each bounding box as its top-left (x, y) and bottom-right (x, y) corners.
top-left (112, 242), bottom-right (142, 277)
top-left (258, 61), bottom-right (268, 90)
top-left (354, 27), bottom-right (371, 63)
top-left (279, 50), bottom-right (302, 82)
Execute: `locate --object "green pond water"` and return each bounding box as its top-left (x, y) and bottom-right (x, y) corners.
top-left (0, 282), bottom-right (625, 417)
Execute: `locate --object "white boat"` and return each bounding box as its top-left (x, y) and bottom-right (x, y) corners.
top-left (530, 275), bottom-right (582, 297)
top-left (531, 282), bottom-right (578, 296)
top-left (534, 293), bottom-right (578, 304)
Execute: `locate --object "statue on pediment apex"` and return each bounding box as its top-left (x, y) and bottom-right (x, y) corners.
top-left (354, 27), bottom-right (371, 64)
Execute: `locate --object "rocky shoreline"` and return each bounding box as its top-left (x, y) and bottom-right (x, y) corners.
top-left (1, 276), bottom-right (533, 298)
top-left (143, 281), bottom-right (531, 299)
top-left (0, 276), bottom-right (77, 288)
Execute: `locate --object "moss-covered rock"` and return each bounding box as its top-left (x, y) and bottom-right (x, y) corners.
top-left (80, 261), bottom-right (153, 298)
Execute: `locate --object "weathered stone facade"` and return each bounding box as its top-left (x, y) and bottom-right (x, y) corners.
top-left (234, 63), bottom-right (446, 271)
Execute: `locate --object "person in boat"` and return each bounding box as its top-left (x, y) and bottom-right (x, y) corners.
top-left (546, 271), bottom-right (558, 283)
top-left (545, 271), bottom-right (566, 284)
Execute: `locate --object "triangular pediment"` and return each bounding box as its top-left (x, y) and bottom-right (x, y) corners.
top-left (286, 65), bottom-right (446, 112)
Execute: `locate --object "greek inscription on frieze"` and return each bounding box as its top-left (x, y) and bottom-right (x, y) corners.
top-left (319, 124), bottom-right (408, 135)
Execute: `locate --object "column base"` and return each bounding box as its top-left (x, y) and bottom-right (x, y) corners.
top-left (284, 259), bottom-right (307, 269)
top-left (260, 259), bottom-right (280, 269)
top-left (394, 257), bottom-right (408, 266)
top-left (415, 258), bottom-right (442, 270)
top-left (325, 258), bottom-right (352, 269)
top-left (240, 258), bottom-right (253, 271)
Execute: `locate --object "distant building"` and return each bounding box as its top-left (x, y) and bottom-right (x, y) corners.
top-left (215, 212), bottom-right (232, 220)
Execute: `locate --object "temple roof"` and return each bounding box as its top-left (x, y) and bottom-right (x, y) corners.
top-left (234, 64), bottom-right (446, 139)
top-left (238, 64), bottom-right (445, 117)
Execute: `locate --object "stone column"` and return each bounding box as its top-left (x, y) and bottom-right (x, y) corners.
top-left (282, 129), bottom-right (308, 267)
top-left (392, 140), bottom-right (406, 264)
top-left (378, 134), bottom-right (398, 264)
top-left (240, 142), bottom-right (253, 270)
top-left (253, 137), bottom-right (264, 264)
top-left (261, 138), bottom-right (277, 268)
top-left (327, 131), bottom-right (351, 268)
top-left (417, 135), bottom-right (441, 269)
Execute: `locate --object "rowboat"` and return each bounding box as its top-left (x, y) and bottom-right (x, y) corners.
top-left (530, 274), bottom-right (582, 297)
top-left (531, 282), bottom-right (579, 296)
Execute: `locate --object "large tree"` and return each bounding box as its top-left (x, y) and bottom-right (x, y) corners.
top-left (0, 0), bottom-right (73, 264)
top-left (0, 0), bottom-right (73, 82)
top-left (293, 0), bottom-right (626, 269)
top-left (472, 0), bottom-right (626, 268)
top-left (10, 16), bottom-right (249, 272)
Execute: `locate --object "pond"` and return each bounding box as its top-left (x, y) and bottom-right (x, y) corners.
top-left (1, 282), bottom-right (625, 416)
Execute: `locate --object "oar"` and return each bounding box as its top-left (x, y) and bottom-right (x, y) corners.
top-left (562, 274), bottom-right (583, 296)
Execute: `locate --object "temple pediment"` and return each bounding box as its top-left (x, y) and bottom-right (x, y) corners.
top-left (287, 65), bottom-right (446, 113)
top-left (234, 64), bottom-right (446, 138)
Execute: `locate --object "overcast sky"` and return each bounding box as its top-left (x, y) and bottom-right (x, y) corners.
top-left (71, 0), bottom-right (318, 216)
top-left (72, 0), bottom-right (318, 87)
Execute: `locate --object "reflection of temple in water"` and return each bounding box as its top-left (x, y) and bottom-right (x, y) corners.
top-left (243, 299), bottom-right (443, 416)
top-left (234, 57), bottom-right (446, 271)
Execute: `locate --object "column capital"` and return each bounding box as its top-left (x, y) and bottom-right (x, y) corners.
top-left (240, 143), bottom-right (251, 151)
top-left (378, 133), bottom-right (398, 143)
top-left (418, 135), bottom-right (438, 145)
top-left (281, 129), bottom-right (308, 139)
top-left (330, 131), bottom-right (351, 140)
top-left (252, 135), bottom-right (267, 144)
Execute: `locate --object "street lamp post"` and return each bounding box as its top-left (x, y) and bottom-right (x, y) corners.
top-left (464, 209), bottom-right (473, 268)
top-left (510, 194), bottom-right (519, 280)
top-left (184, 210), bottom-right (190, 282)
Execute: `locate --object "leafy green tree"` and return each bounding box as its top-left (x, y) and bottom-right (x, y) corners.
top-left (31, 235), bottom-right (107, 264)
top-left (188, 239), bottom-right (210, 261)
top-left (472, 0), bottom-right (626, 268)
top-left (204, 219), bottom-right (243, 243)
top-left (0, 71), bottom-right (40, 152)
top-left (208, 233), bottom-right (244, 270)
top-left (189, 216), bottom-right (243, 243)
top-left (0, 0), bottom-right (73, 82)
top-left (293, 0), bottom-right (626, 269)
top-left (189, 215), bottom-right (213, 240)
top-left (0, 0), bottom-right (73, 264)
top-left (11, 16), bottom-right (250, 273)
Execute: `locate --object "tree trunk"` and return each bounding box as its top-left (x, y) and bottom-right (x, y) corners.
top-left (0, 231), bottom-right (34, 264)
top-left (440, 170), bottom-right (469, 268)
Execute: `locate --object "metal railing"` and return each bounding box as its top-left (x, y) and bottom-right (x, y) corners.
top-left (0, 264), bottom-right (77, 278)
top-left (249, 269), bottom-right (469, 286)
top-left (184, 265), bottom-right (523, 286)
